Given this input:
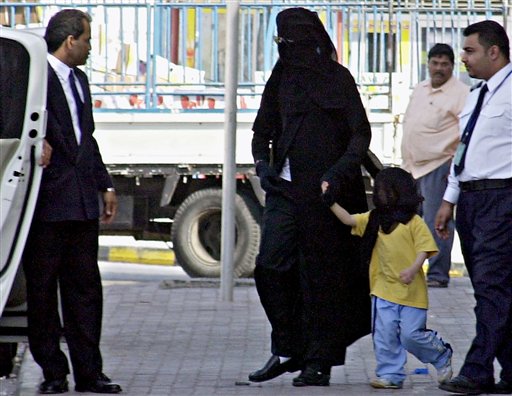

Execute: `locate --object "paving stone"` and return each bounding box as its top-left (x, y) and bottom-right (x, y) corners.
top-left (10, 276), bottom-right (501, 395)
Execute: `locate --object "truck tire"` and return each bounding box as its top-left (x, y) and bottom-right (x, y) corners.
top-left (171, 188), bottom-right (261, 278)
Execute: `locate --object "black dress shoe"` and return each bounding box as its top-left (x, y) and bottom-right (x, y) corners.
top-left (439, 375), bottom-right (485, 395)
top-left (292, 366), bottom-right (330, 387)
top-left (38, 378), bottom-right (69, 394)
top-left (491, 379), bottom-right (512, 394)
top-left (248, 355), bottom-right (301, 382)
top-left (75, 373), bottom-right (122, 394)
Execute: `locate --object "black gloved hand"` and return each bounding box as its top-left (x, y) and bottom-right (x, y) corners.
top-left (321, 178), bottom-right (341, 207)
top-left (256, 161), bottom-right (280, 194)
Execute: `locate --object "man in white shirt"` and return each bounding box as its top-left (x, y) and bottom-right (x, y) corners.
top-left (436, 20), bottom-right (512, 395)
top-left (401, 43), bottom-right (469, 288)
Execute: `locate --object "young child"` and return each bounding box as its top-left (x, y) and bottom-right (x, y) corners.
top-left (327, 167), bottom-right (453, 389)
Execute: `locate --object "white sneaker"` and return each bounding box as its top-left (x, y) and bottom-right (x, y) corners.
top-left (370, 378), bottom-right (403, 389)
top-left (437, 345), bottom-right (453, 384)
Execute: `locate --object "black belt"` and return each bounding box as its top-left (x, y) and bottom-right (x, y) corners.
top-left (459, 178), bottom-right (512, 192)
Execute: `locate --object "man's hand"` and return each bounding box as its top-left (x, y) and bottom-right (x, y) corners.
top-left (101, 190), bottom-right (117, 224)
top-left (435, 201), bottom-right (454, 240)
top-left (39, 139), bottom-right (52, 168)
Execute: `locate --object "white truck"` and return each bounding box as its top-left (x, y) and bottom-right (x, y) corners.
top-left (95, 111), bottom-right (264, 278)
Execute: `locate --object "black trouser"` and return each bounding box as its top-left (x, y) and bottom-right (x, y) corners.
top-left (23, 220), bottom-right (103, 383)
top-left (456, 187), bottom-right (512, 386)
top-left (255, 189), bottom-right (304, 359)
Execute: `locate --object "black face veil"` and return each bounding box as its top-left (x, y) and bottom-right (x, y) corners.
top-left (254, 6), bottom-right (351, 121)
top-left (275, 7), bottom-right (337, 72)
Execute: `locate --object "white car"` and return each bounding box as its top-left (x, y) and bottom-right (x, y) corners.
top-left (0, 28), bottom-right (47, 344)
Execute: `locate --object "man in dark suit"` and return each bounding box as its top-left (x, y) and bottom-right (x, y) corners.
top-left (22, 9), bottom-right (122, 394)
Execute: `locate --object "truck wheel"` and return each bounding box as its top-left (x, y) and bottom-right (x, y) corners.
top-left (171, 188), bottom-right (261, 278)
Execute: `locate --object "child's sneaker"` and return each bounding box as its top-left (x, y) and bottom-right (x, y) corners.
top-left (370, 378), bottom-right (403, 389)
top-left (437, 343), bottom-right (453, 384)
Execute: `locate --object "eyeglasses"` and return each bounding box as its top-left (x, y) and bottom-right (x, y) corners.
top-left (273, 36), bottom-right (295, 45)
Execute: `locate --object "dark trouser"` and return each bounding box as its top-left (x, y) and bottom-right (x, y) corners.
top-left (255, 190), bottom-right (304, 358)
top-left (456, 187), bottom-right (512, 386)
top-left (418, 161), bottom-right (454, 284)
top-left (23, 220), bottom-right (103, 383)
top-left (0, 343), bottom-right (17, 376)
top-left (255, 184), bottom-right (369, 368)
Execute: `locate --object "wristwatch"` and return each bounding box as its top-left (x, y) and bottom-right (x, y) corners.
top-left (105, 187), bottom-right (116, 192)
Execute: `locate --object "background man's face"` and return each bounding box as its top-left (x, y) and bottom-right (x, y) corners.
top-left (69, 19), bottom-right (91, 67)
top-left (428, 54), bottom-right (453, 88)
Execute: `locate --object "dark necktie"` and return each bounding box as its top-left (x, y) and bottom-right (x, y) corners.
top-left (69, 70), bottom-right (83, 124)
top-left (454, 84), bottom-right (488, 176)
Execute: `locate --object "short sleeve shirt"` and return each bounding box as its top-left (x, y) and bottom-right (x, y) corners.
top-left (352, 213), bottom-right (438, 309)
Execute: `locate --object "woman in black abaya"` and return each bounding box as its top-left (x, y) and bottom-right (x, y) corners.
top-left (249, 7), bottom-right (373, 386)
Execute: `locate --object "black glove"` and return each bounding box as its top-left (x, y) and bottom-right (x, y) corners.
top-left (321, 178), bottom-right (341, 207)
top-left (256, 161), bottom-right (280, 194)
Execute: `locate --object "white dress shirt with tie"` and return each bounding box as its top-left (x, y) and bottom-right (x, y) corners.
top-left (47, 54), bottom-right (84, 144)
top-left (443, 62), bottom-right (512, 204)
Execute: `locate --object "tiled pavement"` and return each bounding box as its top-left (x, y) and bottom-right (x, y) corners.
top-left (6, 274), bottom-right (495, 396)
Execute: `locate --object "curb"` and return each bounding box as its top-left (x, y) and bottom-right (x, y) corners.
top-left (97, 245), bottom-right (468, 277)
top-left (449, 263), bottom-right (467, 277)
top-left (424, 261), bottom-right (467, 278)
top-left (98, 246), bottom-right (175, 266)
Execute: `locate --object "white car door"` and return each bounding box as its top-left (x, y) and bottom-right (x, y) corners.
top-left (0, 28), bottom-right (47, 316)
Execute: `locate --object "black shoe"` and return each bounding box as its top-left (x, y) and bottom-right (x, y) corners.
top-left (38, 378), bottom-right (69, 394)
top-left (427, 279), bottom-right (449, 288)
top-left (75, 373), bottom-right (122, 394)
top-left (248, 355), bottom-right (301, 382)
top-left (439, 375), bottom-right (484, 395)
top-left (491, 379), bottom-right (512, 394)
top-left (0, 364), bottom-right (13, 378)
top-left (292, 366), bottom-right (330, 387)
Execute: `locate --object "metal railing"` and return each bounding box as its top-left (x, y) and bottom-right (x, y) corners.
top-left (1, 1), bottom-right (508, 112)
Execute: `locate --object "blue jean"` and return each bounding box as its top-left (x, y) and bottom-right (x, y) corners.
top-left (372, 296), bottom-right (451, 384)
top-left (417, 161), bottom-right (454, 284)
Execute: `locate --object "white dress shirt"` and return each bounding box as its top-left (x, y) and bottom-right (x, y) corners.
top-left (47, 54), bottom-right (84, 144)
top-left (443, 63), bottom-right (512, 204)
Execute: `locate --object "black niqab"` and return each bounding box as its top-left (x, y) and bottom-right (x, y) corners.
top-left (254, 7), bottom-right (352, 123)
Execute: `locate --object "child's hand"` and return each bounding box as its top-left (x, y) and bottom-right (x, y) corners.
top-left (399, 267), bottom-right (417, 284)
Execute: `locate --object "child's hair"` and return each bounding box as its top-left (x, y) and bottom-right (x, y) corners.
top-left (360, 167), bottom-right (423, 272)
top-left (372, 167), bottom-right (423, 212)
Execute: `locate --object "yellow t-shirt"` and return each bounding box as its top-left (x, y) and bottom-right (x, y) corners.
top-left (352, 212), bottom-right (438, 309)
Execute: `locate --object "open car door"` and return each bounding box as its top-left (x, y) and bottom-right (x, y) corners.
top-left (0, 28), bottom-right (47, 321)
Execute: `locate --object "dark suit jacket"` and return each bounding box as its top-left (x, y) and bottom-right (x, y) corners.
top-left (34, 64), bottom-right (112, 221)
